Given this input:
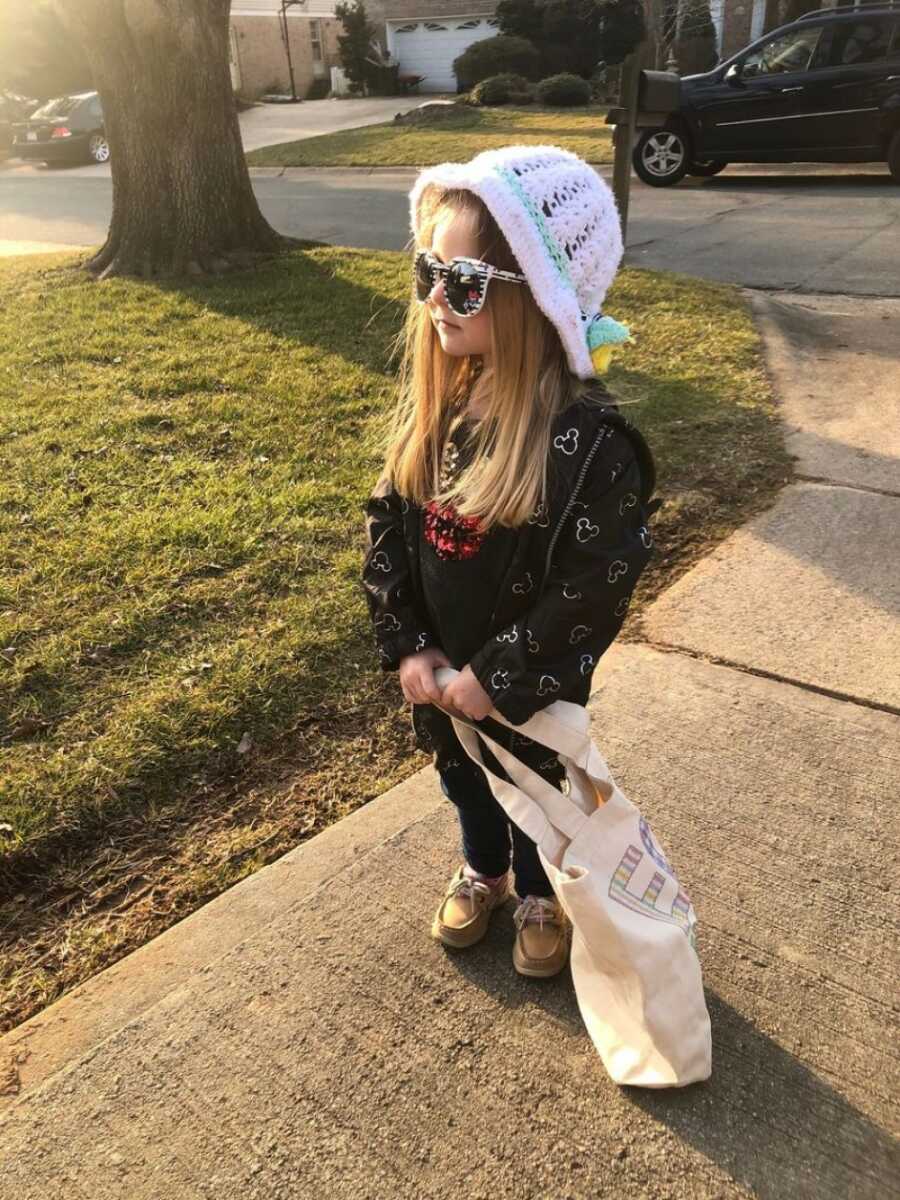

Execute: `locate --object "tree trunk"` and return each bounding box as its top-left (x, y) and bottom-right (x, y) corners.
top-left (55, 0), bottom-right (286, 279)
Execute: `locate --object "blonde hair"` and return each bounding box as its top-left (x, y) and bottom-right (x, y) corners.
top-left (378, 186), bottom-right (610, 532)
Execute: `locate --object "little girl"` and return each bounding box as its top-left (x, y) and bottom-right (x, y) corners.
top-left (361, 145), bottom-right (658, 979)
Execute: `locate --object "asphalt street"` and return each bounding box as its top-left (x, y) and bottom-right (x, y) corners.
top-left (1, 162), bottom-right (897, 294)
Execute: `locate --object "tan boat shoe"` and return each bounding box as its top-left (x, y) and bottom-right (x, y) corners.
top-left (431, 865), bottom-right (509, 949)
top-left (512, 895), bottom-right (569, 978)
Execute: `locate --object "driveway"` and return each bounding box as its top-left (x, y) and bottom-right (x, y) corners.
top-left (0, 95), bottom-right (436, 181)
top-left (238, 95), bottom-right (445, 152)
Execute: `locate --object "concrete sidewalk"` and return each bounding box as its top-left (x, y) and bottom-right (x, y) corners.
top-left (1, 294), bottom-right (898, 1199)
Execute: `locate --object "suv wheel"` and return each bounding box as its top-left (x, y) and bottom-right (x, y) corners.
top-left (88, 133), bottom-right (110, 164)
top-left (889, 130), bottom-right (900, 184)
top-left (633, 129), bottom-right (689, 187)
top-left (688, 160), bottom-right (727, 178)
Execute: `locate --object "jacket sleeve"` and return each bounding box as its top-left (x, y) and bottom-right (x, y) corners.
top-left (361, 473), bottom-right (438, 672)
top-left (468, 429), bottom-right (653, 725)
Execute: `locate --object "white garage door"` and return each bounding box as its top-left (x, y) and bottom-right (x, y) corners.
top-left (387, 17), bottom-right (500, 93)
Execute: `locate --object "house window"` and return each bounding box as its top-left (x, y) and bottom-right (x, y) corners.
top-left (424, 22), bottom-right (449, 31)
top-left (486, 17), bottom-right (499, 26)
top-left (310, 18), bottom-right (322, 62)
top-left (395, 23), bottom-right (419, 33)
top-left (456, 19), bottom-right (481, 29)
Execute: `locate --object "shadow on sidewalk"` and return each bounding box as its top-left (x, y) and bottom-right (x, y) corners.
top-left (688, 172), bottom-right (892, 192)
top-left (631, 991), bottom-right (897, 1199)
top-left (447, 927), bottom-right (897, 1198)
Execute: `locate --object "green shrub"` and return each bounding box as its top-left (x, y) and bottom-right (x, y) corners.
top-left (535, 72), bottom-right (592, 106)
top-left (497, 0), bottom-right (604, 79)
top-left (306, 77), bottom-right (331, 100)
top-left (469, 72), bottom-right (534, 106)
top-left (453, 35), bottom-right (541, 90)
top-left (675, 0), bottom-right (719, 74)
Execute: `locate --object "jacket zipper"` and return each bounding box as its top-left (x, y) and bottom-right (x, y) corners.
top-left (485, 424), bottom-right (608, 631)
top-left (538, 425), bottom-right (608, 598)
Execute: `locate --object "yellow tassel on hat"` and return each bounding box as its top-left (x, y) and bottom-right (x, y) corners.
top-left (586, 313), bottom-right (631, 375)
top-left (589, 343), bottom-right (616, 374)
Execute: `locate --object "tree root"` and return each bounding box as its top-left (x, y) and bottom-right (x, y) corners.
top-left (87, 242), bottom-right (301, 281)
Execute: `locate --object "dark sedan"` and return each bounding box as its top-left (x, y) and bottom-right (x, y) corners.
top-left (1, 92), bottom-right (38, 156)
top-left (13, 91), bottom-right (109, 166)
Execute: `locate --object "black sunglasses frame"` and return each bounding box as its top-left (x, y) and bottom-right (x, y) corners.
top-left (414, 249), bottom-right (528, 318)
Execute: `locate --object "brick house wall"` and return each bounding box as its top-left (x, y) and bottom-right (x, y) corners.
top-left (230, 11), bottom-right (343, 99)
top-left (720, 1), bottom-right (755, 56)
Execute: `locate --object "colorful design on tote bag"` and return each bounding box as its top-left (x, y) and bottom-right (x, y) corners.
top-left (609, 844), bottom-right (697, 947)
top-left (639, 816), bottom-right (673, 875)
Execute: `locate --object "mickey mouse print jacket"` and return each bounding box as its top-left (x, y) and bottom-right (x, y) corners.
top-left (361, 395), bottom-right (659, 728)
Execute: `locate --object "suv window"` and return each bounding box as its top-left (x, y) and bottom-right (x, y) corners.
top-left (742, 24), bottom-right (824, 77)
top-left (829, 19), bottom-right (892, 66)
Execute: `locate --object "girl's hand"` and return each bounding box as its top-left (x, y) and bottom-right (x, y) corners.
top-left (439, 664), bottom-right (493, 722)
top-left (398, 646), bottom-right (453, 706)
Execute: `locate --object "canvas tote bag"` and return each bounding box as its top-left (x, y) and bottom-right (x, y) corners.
top-left (432, 666), bottom-right (712, 1089)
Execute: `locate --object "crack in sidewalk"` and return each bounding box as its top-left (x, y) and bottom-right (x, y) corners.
top-left (632, 637), bottom-right (900, 719)
top-left (793, 473), bottom-right (900, 500)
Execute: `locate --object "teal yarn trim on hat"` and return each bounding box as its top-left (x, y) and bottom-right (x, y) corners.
top-left (585, 313), bottom-right (630, 349)
top-left (494, 165), bottom-right (575, 292)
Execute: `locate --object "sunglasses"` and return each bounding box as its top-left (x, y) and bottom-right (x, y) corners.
top-left (414, 249), bottom-right (528, 318)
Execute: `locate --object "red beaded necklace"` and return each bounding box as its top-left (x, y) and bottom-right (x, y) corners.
top-left (423, 360), bottom-right (490, 561)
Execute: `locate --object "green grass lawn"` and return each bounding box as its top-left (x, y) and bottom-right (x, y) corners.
top-left (0, 246), bottom-right (792, 1029)
top-left (246, 105), bottom-right (614, 168)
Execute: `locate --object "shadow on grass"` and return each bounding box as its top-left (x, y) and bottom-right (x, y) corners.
top-left (154, 242), bottom-right (409, 383)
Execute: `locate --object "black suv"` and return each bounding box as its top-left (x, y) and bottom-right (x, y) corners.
top-left (633, 2), bottom-right (900, 185)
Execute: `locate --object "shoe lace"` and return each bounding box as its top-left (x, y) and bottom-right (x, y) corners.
top-left (514, 895), bottom-right (558, 932)
top-left (449, 875), bottom-right (492, 916)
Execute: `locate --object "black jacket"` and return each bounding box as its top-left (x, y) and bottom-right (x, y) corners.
top-left (361, 395), bottom-right (659, 727)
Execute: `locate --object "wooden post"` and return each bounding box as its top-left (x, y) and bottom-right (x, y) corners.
top-left (611, 45), bottom-right (644, 239)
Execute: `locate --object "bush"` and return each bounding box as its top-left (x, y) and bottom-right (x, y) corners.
top-left (453, 35), bottom-right (541, 90)
top-left (334, 0), bottom-right (376, 95)
top-left (306, 77), bottom-right (330, 100)
top-left (535, 72), bottom-right (591, 106)
top-left (675, 0), bottom-right (719, 74)
top-left (469, 72), bottom-right (534, 106)
top-left (496, 0), bottom-right (603, 79)
top-left (598, 0), bottom-right (646, 66)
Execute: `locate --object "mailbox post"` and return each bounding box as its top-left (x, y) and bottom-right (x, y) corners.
top-left (610, 48), bottom-right (643, 239)
top-left (607, 63), bottom-right (682, 237)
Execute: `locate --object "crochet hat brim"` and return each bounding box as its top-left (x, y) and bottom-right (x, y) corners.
top-left (409, 144), bottom-right (624, 380)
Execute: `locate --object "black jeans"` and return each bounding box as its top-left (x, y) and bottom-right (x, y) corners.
top-left (420, 705), bottom-right (563, 899)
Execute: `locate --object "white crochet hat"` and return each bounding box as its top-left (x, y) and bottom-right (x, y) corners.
top-left (409, 143), bottom-right (628, 380)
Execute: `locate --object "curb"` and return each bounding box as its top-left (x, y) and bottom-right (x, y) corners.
top-left (0, 760), bottom-right (444, 1108)
top-left (245, 162), bottom-right (890, 180)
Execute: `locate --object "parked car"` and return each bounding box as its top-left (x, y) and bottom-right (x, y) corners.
top-left (0, 92), bottom-right (38, 156)
top-left (632, 3), bottom-right (900, 185)
top-left (13, 91), bottom-right (109, 165)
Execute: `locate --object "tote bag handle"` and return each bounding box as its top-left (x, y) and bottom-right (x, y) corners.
top-left (430, 668), bottom-right (596, 844)
top-left (432, 667), bottom-right (595, 761)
